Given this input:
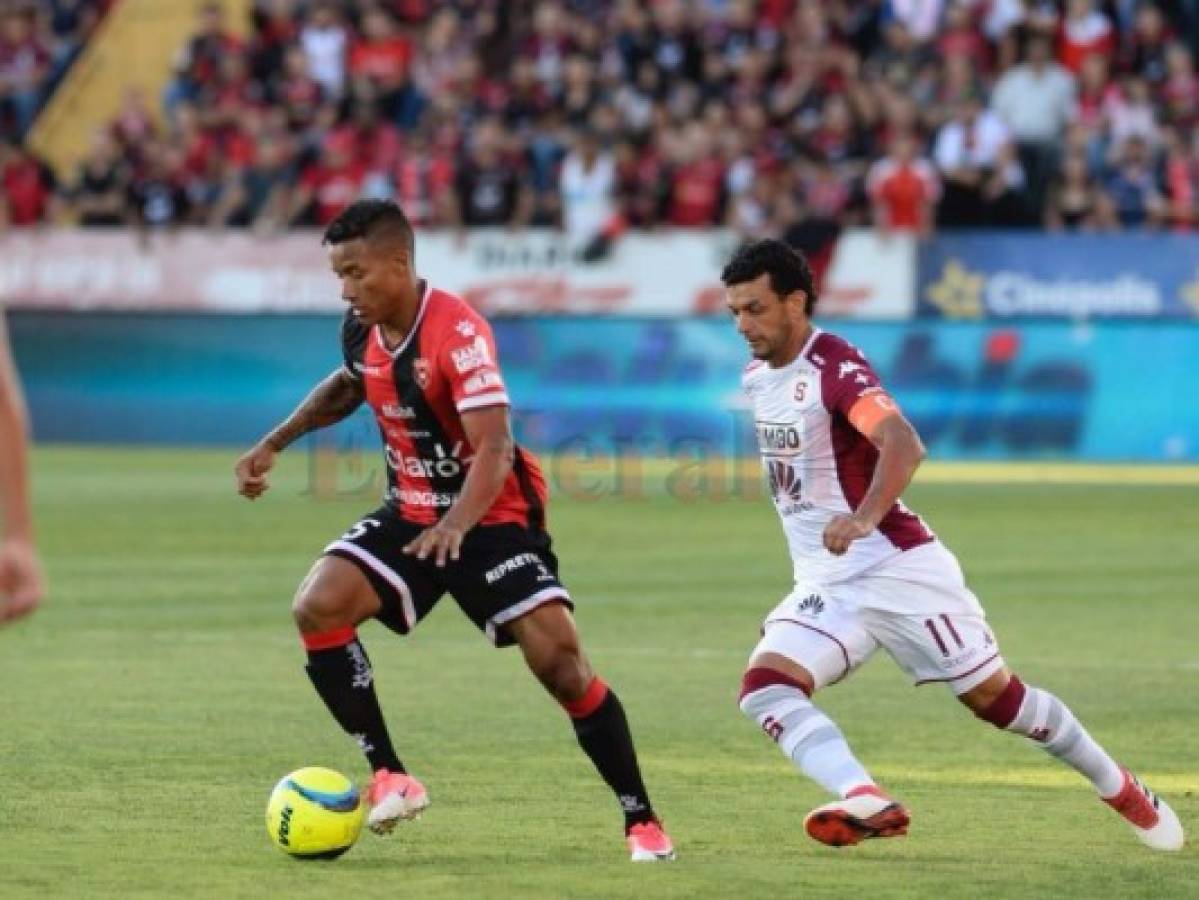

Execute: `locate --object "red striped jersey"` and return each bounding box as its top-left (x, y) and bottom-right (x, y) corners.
top-left (341, 282), bottom-right (548, 529)
top-left (743, 328), bottom-right (934, 584)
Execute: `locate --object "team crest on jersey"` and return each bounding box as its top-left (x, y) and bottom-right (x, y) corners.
top-left (455, 319), bottom-right (476, 338)
top-left (794, 593), bottom-right (824, 617)
top-left (412, 358), bottom-right (431, 389)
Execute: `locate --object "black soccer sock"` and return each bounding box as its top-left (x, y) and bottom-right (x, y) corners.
top-left (564, 677), bottom-right (655, 830)
top-left (302, 627), bottom-right (405, 774)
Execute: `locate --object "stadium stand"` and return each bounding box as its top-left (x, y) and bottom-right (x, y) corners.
top-left (5, 0), bottom-right (1199, 240)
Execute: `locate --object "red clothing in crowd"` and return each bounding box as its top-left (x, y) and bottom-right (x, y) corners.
top-left (868, 157), bottom-right (940, 232)
top-left (3, 157), bottom-right (51, 225)
top-left (1059, 11), bottom-right (1115, 74)
top-left (302, 161), bottom-right (368, 225)
top-left (668, 158), bottom-right (724, 226)
top-left (349, 35), bottom-right (413, 85)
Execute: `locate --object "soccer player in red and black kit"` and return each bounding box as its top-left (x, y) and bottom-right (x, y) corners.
top-left (234, 200), bottom-right (674, 861)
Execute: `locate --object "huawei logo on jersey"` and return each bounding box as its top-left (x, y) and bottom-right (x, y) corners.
top-left (413, 358), bottom-right (431, 389)
top-left (767, 459), bottom-right (802, 503)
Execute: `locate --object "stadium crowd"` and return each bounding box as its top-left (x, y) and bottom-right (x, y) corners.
top-left (5, 0), bottom-right (1199, 248)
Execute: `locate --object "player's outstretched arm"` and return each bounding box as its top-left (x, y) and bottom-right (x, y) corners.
top-left (823, 398), bottom-right (926, 556)
top-left (234, 367), bottom-right (365, 500)
top-left (0, 314), bottom-right (45, 624)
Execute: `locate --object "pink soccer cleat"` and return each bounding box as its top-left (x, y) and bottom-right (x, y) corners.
top-left (1104, 767), bottom-right (1184, 851)
top-left (803, 785), bottom-right (910, 847)
top-left (626, 819), bottom-right (676, 862)
top-left (366, 768), bottom-right (430, 835)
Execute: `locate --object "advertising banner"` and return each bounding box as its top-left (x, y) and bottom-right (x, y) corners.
top-left (0, 229), bottom-right (913, 318)
top-left (12, 313), bottom-right (1198, 462)
top-left (918, 233), bottom-right (1199, 319)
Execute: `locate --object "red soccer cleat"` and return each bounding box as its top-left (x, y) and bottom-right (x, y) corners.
top-left (365, 768), bottom-right (430, 835)
top-left (1103, 767), bottom-right (1184, 851)
top-left (803, 785), bottom-right (910, 847)
top-left (626, 819), bottom-right (676, 862)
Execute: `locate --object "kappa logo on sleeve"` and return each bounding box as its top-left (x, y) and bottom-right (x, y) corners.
top-left (451, 336), bottom-right (493, 373)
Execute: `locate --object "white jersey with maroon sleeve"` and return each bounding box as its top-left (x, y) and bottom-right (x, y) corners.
top-left (743, 328), bottom-right (936, 586)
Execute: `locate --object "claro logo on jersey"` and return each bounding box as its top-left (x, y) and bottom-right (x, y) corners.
top-left (384, 442), bottom-right (469, 479)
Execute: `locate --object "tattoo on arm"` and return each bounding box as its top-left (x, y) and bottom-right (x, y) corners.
top-left (264, 368), bottom-right (365, 452)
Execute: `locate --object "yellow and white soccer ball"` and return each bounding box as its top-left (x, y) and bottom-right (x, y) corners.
top-left (265, 767), bottom-right (366, 859)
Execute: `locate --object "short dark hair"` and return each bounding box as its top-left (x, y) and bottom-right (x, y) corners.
top-left (323, 199), bottom-right (414, 255)
top-left (720, 239), bottom-right (817, 314)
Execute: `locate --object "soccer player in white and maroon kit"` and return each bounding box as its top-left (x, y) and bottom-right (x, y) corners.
top-left (234, 200), bottom-right (674, 861)
top-left (724, 240), bottom-right (1183, 852)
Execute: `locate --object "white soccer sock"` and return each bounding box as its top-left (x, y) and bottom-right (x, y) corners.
top-left (740, 682), bottom-right (874, 798)
top-left (1006, 685), bottom-right (1124, 798)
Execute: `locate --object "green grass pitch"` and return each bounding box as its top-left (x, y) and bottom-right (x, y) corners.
top-left (2, 447), bottom-right (1196, 898)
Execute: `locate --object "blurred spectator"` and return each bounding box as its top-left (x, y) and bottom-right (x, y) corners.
top-left (867, 131), bottom-right (940, 237)
top-left (1058, 0), bottom-right (1115, 74)
top-left (991, 37), bottom-right (1075, 207)
top-left (1161, 126), bottom-right (1198, 230)
top-left (392, 127), bottom-right (454, 228)
top-left (559, 127), bottom-right (617, 258)
top-left (70, 130), bottom-right (128, 227)
top-left (127, 141), bottom-right (190, 230)
top-left (1104, 134), bottom-right (1165, 227)
top-left (0, 139), bottom-right (56, 226)
top-left (44, 0), bottom-right (99, 84)
top-left (289, 129), bottom-right (365, 226)
top-left (888, 0), bottom-right (947, 45)
top-left (166, 2), bottom-right (241, 116)
top-left (1124, 3), bottom-right (1171, 85)
top-left (992, 38), bottom-right (1076, 146)
top-left (300, 3), bottom-right (347, 99)
top-left (1044, 150), bottom-right (1116, 230)
top-left (933, 94), bottom-right (1018, 226)
top-left (1107, 76), bottom-right (1160, 153)
top-left (349, 9), bottom-right (412, 94)
top-left (0, 6), bottom-right (51, 138)
top-left (450, 118), bottom-right (531, 228)
top-left (665, 123), bottom-right (725, 227)
top-left (1160, 43), bottom-right (1199, 131)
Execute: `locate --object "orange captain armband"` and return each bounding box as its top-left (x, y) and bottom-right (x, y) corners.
top-left (847, 390), bottom-right (901, 438)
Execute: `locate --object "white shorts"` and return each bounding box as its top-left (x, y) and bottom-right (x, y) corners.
top-left (756, 556), bottom-right (1004, 695)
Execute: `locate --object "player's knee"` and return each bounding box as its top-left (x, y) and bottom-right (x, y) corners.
top-left (292, 581), bottom-right (353, 634)
top-left (738, 665), bottom-right (813, 717)
top-left (529, 644), bottom-right (591, 701)
top-left (967, 672), bottom-right (1026, 728)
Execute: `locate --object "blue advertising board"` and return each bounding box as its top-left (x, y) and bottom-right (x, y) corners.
top-left (918, 233), bottom-right (1199, 319)
top-left (10, 312), bottom-right (1199, 461)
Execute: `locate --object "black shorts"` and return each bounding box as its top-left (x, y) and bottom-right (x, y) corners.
top-left (323, 506), bottom-right (572, 647)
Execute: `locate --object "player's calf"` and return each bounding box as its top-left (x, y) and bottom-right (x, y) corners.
top-left (295, 557), bottom-right (408, 779)
top-left (510, 603), bottom-right (670, 854)
top-left (970, 672), bottom-right (1184, 851)
top-left (738, 666), bottom-right (881, 800)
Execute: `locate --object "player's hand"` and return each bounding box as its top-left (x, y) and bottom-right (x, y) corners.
top-left (235, 441), bottom-right (277, 500)
top-left (0, 538), bottom-right (45, 625)
top-left (822, 513), bottom-right (874, 556)
top-left (403, 521), bottom-right (466, 567)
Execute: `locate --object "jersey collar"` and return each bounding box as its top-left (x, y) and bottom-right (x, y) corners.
top-left (374, 280), bottom-right (432, 357)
